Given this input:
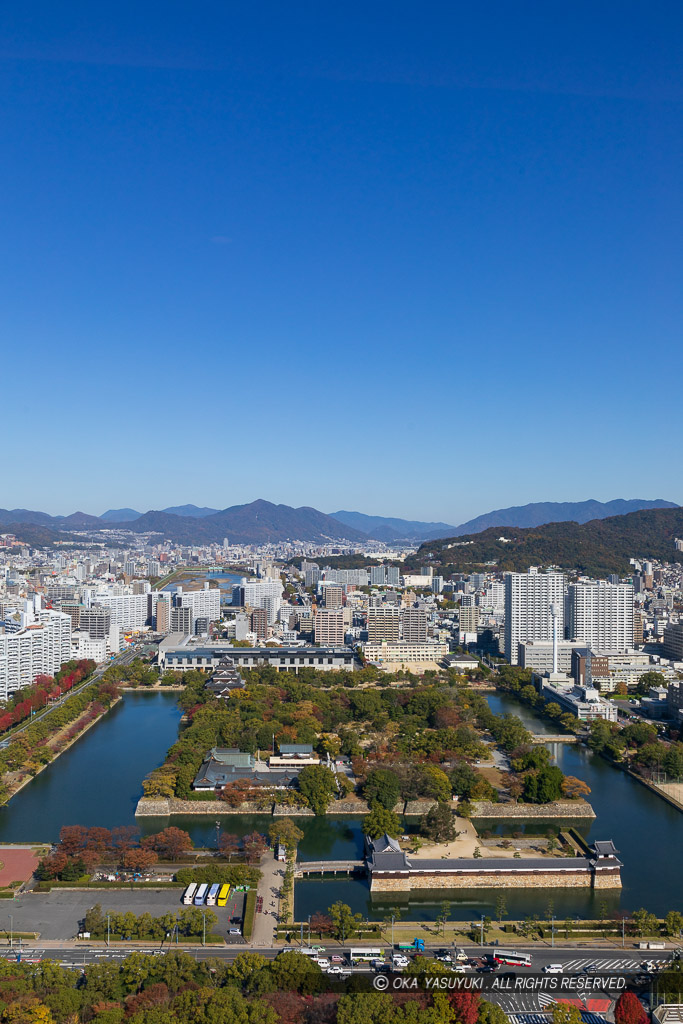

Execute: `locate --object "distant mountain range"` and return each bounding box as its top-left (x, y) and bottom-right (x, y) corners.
top-left (0, 497), bottom-right (677, 548)
top-left (330, 510), bottom-right (458, 542)
top-left (406, 506), bottom-right (683, 577)
top-left (448, 498), bottom-right (678, 536)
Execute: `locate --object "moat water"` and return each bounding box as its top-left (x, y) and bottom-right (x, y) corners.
top-left (1, 690), bottom-right (679, 920)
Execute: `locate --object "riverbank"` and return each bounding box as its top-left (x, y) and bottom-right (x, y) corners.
top-left (2, 697), bottom-right (123, 805)
top-left (471, 800), bottom-right (596, 819)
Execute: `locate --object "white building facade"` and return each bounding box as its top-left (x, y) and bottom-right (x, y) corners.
top-left (504, 569), bottom-right (566, 665)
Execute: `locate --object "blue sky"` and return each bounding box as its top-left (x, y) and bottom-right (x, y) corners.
top-left (2, 2), bottom-right (682, 522)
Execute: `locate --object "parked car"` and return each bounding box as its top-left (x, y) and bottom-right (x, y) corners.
top-left (543, 965), bottom-right (564, 974)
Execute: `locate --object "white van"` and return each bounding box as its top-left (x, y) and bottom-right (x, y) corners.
top-left (543, 964), bottom-right (564, 974)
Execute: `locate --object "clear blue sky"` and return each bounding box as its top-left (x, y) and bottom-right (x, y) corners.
top-left (2, 2), bottom-right (682, 522)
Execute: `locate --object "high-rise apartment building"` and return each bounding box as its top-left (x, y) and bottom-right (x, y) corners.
top-left (154, 597), bottom-right (171, 634)
top-left (170, 606), bottom-right (193, 634)
top-left (250, 608), bottom-right (268, 640)
top-left (176, 585), bottom-right (220, 623)
top-left (79, 607), bottom-right (112, 639)
top-left (504, 569), bottom-right (566, 665)
top-left (0, 610), bottom-right (71, 699)
top-left (367, 606), bottom-right (401, 643)
top-left (566, 582), bottom-right (634, 653)
top-left (663, 623), bottom-right (683, 661)
top-left (233, 579), bottom-right (282, 624)
top-left (322, 585), bottom-right (344, 609)
top-left (459, 605), bottom-right (480, 635)
top-left (400, 608), bottom-right (428, 642)
top-left (314, 608), bottom-right (345, 646)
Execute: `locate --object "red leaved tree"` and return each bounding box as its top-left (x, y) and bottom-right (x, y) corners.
top-left (615, 992), bottom-right (648, 1024)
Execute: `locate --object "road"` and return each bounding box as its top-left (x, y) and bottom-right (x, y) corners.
top-left (2, 942), bottom-right (675, 972)
top-left (6, 646), bottom-right (147, 740)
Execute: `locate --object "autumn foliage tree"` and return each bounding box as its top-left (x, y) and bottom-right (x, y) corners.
top-left (141, 827), bottom-right (193, 860)
top-left (448, 990), bottom-right (481, 1024)
top-left (561, 776), bottom-right (591, 799)
top-left (615, 992), bottom-right (648, 1024)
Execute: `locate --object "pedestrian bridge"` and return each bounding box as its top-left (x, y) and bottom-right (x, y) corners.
top-left (530, 734), bottom-right (579, 743)
top-left (295, 860), bottom-right (366, 877)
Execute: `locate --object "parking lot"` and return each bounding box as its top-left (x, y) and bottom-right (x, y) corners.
top-left (5, 889), bottom-right (243, 942)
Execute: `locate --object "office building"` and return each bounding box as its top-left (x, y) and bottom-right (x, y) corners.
top-left (504, 569), bottom-right (566, 665)
top-left (518, 640), bottom-right (584, 675)
top-left (363, 640), bottom-right (449, 664)
top-left (566, 582), bottom-right (634, 653)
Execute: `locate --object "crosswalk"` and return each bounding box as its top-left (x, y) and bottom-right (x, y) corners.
top-left (558, 957), bottom-right (651, 971)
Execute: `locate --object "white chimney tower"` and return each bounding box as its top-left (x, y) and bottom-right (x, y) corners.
top-left (550, 602), bottom-right (560, 675)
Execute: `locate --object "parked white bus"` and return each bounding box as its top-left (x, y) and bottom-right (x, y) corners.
top-left (194, 883), bottom-right (209, 906)
top-left (182, 883), bottom-right (198, 905)
top-left (206, 883), bottom-right (221, 906)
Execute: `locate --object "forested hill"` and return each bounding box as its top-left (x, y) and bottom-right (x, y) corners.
top-left (406, 507), bottom-right (683, 577)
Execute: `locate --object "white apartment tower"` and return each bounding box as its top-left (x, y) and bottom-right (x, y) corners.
top-left (504, 568), bottom-right (566, 665)
top-left (566, 582), bottom-right (634, 653)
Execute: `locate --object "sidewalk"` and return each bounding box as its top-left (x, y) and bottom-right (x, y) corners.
top-left (250, 854), bottom-right (281, 947)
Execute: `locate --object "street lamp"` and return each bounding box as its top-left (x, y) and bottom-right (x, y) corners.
top-left (391, 915), bottom-right (395, 949)
top-left (480, 915), bottom-right (485, 947)
top-left (9, 915), bottom-right (13, 949)
top-left (202, 911), bottom-right (206, 947)
top-left (308, 915), bottom-right (312, 945)
top-left (106, 914), bottom-right (111, 948)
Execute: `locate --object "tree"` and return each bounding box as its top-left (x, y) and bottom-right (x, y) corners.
top-left (420, 764), bottom-right (452, 803)
top-left (328, 901), bottom-right (362, 942)
top-left (218, 834), bottom-right (241, 861)
top-left (361, 807), bottom-right (401, 840)
top-left (420, 803), bottom-right (459, 843)
top-left (551, 1004), bottom-right (582, 1024)
top-left (296, 765), bottom-right (336, 815)
top-left (561, 776), bottom-right (591, 799)
top-left (337, 992), bottom-right (395, 1024)
top-left (269, 951), bottom-right (323, 994)
top-left (448, 991), bottom-right (481, 1024)
top-left (615, 991), bottom-right (648, 1024)
top-left (665, 910), bottom-right (683, 937)
top-left (122, 849), bottom-right (158, 873)
top-left (141, 827), bottom-right (192, 860)
top-left (523, 766), bottom-right (564, 804)
top-left (478, 1001), bottom-right (510, 1024)
top-left (310, 912), bottom-right (332, 939)
top-left (362, 768), bottom-right (401, 811)
top-left (631, 907), bottom-right (659, 936)
top-left (268, 819), bottom-right (304, 858)
top-left (243, 832), bottom-right (268, 864)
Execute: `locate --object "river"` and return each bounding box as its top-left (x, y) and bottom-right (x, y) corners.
top-left (0, 687), bottom-right (679, 922)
